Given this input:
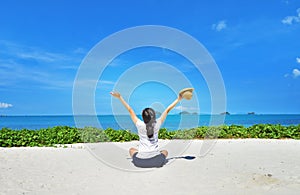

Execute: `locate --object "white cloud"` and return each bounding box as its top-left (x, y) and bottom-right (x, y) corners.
top-left (175, 106), bottom-right (185, 110)
top-left (212, 20), bottom-right (227, 31)
top-left (74, 79), bottom-right (114, 87)
top-left (99, 80), bottom-right (115, 85)
top-left (296, 57), bottom-right (300, 64)
top-left (0, 102), bottom-right (13, 108)
top-left (16, 50), bottom-right (69, 63)
top-left (57, 65), bottom-right (78, 70)
top-left (73, 47), bottom-right (88, 55)
top-left (282, 8), bottom-right (300, 25)
top-left (292, 68), bottom-right (300, 78)
top-left (175, 106), bottom-right (198, 112)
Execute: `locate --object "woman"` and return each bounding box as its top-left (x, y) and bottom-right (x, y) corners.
top-left (110, 91), bottom-right (183, 168)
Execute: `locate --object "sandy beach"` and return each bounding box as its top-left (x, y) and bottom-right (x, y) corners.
top-left (1, 139), bottom-right (300, 195)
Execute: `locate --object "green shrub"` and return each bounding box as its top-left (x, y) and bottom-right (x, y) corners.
top-left (158, 128), bottom-right (174, 139)
top-left (104, 128), bottom-right (138, 142)
top-left (79, 127), bottom-right (110, 143)
top-left (0, 124), bottom-right (299, 147)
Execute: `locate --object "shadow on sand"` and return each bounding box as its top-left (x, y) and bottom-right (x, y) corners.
top-left (167, 155), bottom-right (196, 161)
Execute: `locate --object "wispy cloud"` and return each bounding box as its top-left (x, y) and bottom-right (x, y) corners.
top-left (73, 47), bottom-right (88, 55)
top-left (74, 79), bottom-right (115, 87)
top-left (212, 20), bottom-right (227, 31)
top-left (57, 65), bottom-right (79, 70)
top-left (0, 59), bottom-right (74, 90)
top-left (0, 40), bottom-right (69, 63)
top-left (99, 80), bottom-right (115, 85)
top-left (296, 57), bottom-right (300, 64)
top-left (0, 102), bottom-right (13, 108)
top-left (282, 8), bottom-right (300, 25)
top-left (16, 51), bottom-right (66, 62)
top-left (0, 40), bottom-right (81, 90)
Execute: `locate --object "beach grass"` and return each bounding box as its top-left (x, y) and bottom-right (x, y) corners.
top-left (0, 124), bottom-right (299, 147)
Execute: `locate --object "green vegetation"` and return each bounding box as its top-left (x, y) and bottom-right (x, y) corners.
top-left (0, 126), bottom-right (81, 147)
top-left (0, 124), bottom-right (299, 147)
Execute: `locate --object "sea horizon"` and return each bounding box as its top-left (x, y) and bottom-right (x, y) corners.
top-left (1, 113), bottom-right (300, 117)
top-left (1, 114), bottom-right (300, 131)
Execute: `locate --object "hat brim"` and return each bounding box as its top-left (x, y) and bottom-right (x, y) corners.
top-left (179, 88), bottom-right (194, 96)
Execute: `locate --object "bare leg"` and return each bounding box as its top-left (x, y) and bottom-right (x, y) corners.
top-left (160, 150), bottom-right (168, 158)
top-left (129, 147), bottom-right (138, 158)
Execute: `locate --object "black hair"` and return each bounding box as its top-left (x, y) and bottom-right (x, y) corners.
top-left (142, 108), bottom-right (156, 140)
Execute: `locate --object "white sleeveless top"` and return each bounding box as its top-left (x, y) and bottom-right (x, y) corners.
top-left (135, 117), bottom-right (162, 159)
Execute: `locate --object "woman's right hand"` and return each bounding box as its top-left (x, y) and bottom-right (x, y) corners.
top-left (110, 91), bottom-right (121, 98)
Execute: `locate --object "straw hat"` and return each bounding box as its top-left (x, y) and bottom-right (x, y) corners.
top-left (179, 88), bottom-right (194, 100)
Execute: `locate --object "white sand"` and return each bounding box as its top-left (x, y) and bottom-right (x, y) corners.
top-left (1, 139), bottom-right (300, 195)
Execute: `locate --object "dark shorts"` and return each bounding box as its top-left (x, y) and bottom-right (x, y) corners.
top-left (132, 153), bottom-right (166, 168)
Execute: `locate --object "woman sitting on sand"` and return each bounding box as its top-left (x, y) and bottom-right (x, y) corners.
top-left (110, 91), bottom-right (183, 168)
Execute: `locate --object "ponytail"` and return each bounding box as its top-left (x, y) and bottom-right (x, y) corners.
top-left (146, 118), bottom-right (156, 139)
top-left (142, 108), bottom-right (156, 140)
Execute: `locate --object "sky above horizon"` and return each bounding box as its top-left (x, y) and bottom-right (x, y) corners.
top-left (0, 0), bottom-right (300, 115)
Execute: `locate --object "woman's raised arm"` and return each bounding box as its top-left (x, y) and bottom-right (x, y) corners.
top-left (110, 92), bottom-right (138, 124)
top-left (159, 95), bottom-right (183, 124)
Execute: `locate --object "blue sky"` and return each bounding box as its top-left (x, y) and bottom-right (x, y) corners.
top-left (0, 0), bottom-right (300, 115)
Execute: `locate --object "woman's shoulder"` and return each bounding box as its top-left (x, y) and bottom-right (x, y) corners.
top-left (135, 118), bottom-right (144, 126)
top-left (156, 117), bottom-right (162, 125)
top-left (136, 118), bottom-right (161, 127)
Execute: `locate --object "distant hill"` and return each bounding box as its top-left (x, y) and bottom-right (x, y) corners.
top-left (220, 112), bottom-right (230, 115)
top-left (178, 111), bottom-right (198, 115)
top-left (179, 111), bottom-right (190, 115)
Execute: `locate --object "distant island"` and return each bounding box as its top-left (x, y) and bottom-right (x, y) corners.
top-left (178, 111), bottom-right (198, 115)
top-left (219, 112), bottom-right (256, 115)
top-left (220, 112), bottom-right (230, 115)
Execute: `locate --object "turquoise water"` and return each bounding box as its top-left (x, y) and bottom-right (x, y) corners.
top-left (1, 114), bottom-right (300, 131)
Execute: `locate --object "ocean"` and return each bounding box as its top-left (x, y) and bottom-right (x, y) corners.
top-left (1, 114), bottom-right (300, 132)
